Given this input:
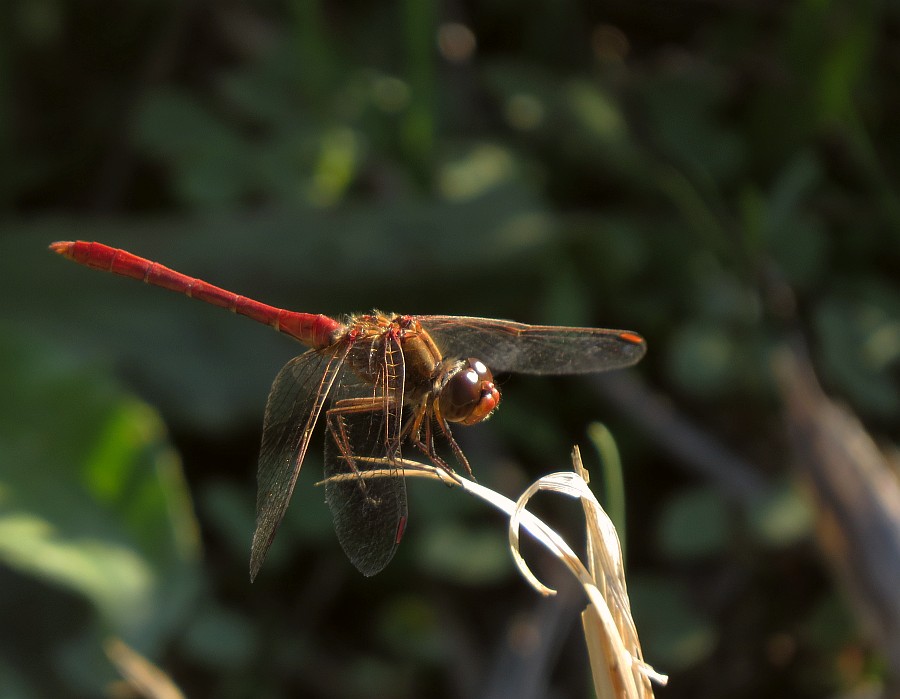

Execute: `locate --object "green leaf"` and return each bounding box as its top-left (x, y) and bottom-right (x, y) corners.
top-left (135, 88), bottom-right (254, 207)
top-left (666, 321), bottom-right (739, 399)
top-left (748, 481), bottom-right (813, 547)
top-left (630, 575), bottom-right (717, 670)
top-left (181, 603), bottom-right (259, 667)
top-left (377, 595), bottom-right (445, 663)
top-left (413, 520), bottom-right (511, 584)
top-left (658, 486), bottom-right (729, 559)
top-left (815, 284), bottom-right (900, 418)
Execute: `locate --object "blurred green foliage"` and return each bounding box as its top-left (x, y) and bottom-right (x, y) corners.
top-left (3, 0), bottom-right (899, 696)
top-left (0, 331), bottom-right (200, 695)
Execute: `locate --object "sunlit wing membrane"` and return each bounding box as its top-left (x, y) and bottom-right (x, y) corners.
top-left (418, 316), bottom-right (646, 375)
top-left (251, 347), bottom-right (347, 580)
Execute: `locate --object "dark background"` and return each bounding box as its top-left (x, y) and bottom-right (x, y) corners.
top-left (2, 1), bottom-right (899, 697)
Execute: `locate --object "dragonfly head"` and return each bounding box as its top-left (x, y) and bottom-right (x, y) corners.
top-left (437, 358), bottom-right (500, 426)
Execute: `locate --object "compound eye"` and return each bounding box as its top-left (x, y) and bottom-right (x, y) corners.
top-left (439, 358), bottom-right (500, 425)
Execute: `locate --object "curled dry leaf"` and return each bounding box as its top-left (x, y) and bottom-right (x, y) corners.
top-left (507, 448), bottom-right (667, 699)
top-left (321, 451), bottom-right (667, 697)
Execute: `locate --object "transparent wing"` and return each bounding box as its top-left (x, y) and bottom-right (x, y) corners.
top-left (323, 332), bottom-right (408, 576)
top-left (418, 316), bottom-right (646, 375)
top-left (251, 346), bottom-right (348, 580)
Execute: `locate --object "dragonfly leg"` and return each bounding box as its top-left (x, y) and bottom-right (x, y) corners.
top-left (405, 406), bottom-right (474, 480)
top-left (414, 417), bottom-right (452, 472)
top-left (326, 395), bottom-right (400, 505)
top-left (400, 406), bottom-right (445, 469)
top-left (431, 406), bottom-right (475, 479)
top-left (392, 405), bottom-right (424, 458)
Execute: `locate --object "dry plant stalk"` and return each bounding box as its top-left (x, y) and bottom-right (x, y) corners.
top-left (322, 448), bottom-right (668, 697)
top-left (105, 637), bottom-right (186, 699)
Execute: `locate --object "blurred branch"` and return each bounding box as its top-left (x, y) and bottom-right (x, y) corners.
top-left (481, 576), bottom-right (580, 699)
top-left (590, 372), bottom-right (770, 503)
top-left (775, 343), bottom-right (900, 694)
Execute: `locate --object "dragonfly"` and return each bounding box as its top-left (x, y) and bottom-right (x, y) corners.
top-left (51, 241), bottom-right (646, 578)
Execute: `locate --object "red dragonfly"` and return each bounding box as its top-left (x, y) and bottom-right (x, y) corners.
top-left (51, 241), bottom-right (646, 578)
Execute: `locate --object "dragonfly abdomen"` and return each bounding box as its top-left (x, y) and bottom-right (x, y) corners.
top-left (50, 240), bottom-right (341, 348)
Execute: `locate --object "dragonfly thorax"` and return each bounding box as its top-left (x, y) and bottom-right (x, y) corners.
top-left (341, 314), bottom-right (447, 400)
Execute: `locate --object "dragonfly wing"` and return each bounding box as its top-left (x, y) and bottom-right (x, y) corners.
top-left (251, 346), bottom-right (348, 580)
top-left (323, 333), bottom-right (408, 576)
top-left (418, 316), bottom-right (646, 375)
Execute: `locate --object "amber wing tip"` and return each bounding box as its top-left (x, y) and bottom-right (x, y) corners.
top-left (618, 331), bottom-right (645, 346)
